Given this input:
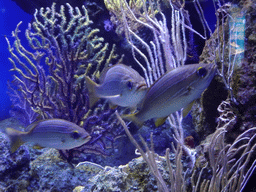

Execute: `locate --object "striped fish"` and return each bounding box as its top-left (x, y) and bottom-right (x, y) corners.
top-left (5, 119), bottom-right (91, 153)
top-left (123, 63), bottom-right (216, 127)
top-left (85, 64), bottom-right (148, 110)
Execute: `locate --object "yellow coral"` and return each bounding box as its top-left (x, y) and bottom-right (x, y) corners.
top-left (104, 0), bottom-right (159, 34)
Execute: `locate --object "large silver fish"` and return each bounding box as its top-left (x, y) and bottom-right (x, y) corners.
top-left (85, 64), bottom-right (148, 109)
top-left (123, 63), bottom-right (216, 127)
top-left (5, 119), bottom-right (91, 153)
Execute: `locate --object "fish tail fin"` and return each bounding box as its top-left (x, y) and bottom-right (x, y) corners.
top-left (122, 113), bottom-right (144, 128)
top-left (85, 76), bottom-right (100, 108)
top-left (5, 128), bottom-right (25, 153)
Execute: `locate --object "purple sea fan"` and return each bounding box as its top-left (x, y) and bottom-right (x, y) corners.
top-left (5, 3), bottom-right (118, 125)
top-left (5, 2), bottom-right (123, 157)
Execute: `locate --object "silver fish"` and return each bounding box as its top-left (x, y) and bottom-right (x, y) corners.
top-left (85, 64), bottom-right (148, 109)
top-left (123, 63), bottom-right (216, 127)
top-left (5, 119), bottom-right (91, 153)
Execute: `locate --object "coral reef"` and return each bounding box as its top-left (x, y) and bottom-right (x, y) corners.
top-left (195, 0), bottom-right (256, 139)
top-left (6, 2), bottom-right (110, 125)
top-left (1, 0), bottom-right (256, 191)
top-left (104, 0), bottom-right (159, 36)
top-left (29, 149), bottom-right (98, 191)
top-left (6, 2), bottom-right (125, 160)
top-left (0, 142), bottom-right (102, 191)
top-left (89, 155), bottom-right (170, 192)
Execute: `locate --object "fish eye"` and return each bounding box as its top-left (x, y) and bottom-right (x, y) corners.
top-left (197, 67), bottom-right (207, 78)
top-left (127, 81), bottom-right (133, 90)
top-left (71, 131), bottom-right (80, 139)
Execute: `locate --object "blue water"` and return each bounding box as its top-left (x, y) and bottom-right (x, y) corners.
top-left (0, 0), bottom-right (32, 120)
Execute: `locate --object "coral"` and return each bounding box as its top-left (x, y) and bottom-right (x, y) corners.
top-left (6, 3), bottom-right (123, 158)
top-left (89, 155), bottom-right (170, 192)
top-left (216, 99), bottom-right (237, 131)
top-left (6, 3), bottom-right (107, 125)
top-left (0, 144), bottom-right (104, 191)
top-left (3, 0), bottom-right (256, 191)
top-left (115, 110), bottom-right (256, 192)
top-left (104, 0), bottom-right (195, 88)
top-left (0, 119), bottom-right (30, 182)
top-left (197, 0), bottom-right (256, 135)
top-left (104, 0), bottom-right (159, 35)
top-left (0, 133), bottom-right (30, 191)
top-left (29, 149), bottom-right (98, 191)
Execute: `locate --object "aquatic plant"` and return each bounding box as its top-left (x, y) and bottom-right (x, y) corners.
top-left (6, 3), bottom-right (122, 156)
top-left (111, 0), bottom-right (256, 191)
top-left (4, 0), bottom-right (256, 191)
top-left (105, 0), bottom-right (208, 163)
top-left (104, 0), bottom-right (208, 86)
top-left (116, 106), bottom-right (256, 192)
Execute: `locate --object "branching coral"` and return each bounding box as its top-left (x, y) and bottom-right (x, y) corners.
top-left (6, 2), bottom-right (122, 156)
top-left (105, 0), bottom-right (177, 86)
top-left (117, 106), bottom-right (256, 192)
top-left (7, 3), bottom-right (108, 124)
top-left (192, 127), bottom-right (256, 192)
top-left (104, 0), bottom-right (207, 87)
top-left (104, 0), bottom-right (159, 35)
top-left (112, 1), bottom-right (256, 191)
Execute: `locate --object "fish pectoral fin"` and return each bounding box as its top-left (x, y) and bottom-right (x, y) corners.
top-left (129, 107), bottom-right (137, 113)
top-left (182, 101), bottom-right (195, 118)
top-left (122, 113), bottom-right (143, 128)
top-left (109, 103), bottom-right (118, 109)
top-left (155, 117), bottom-right (168, 127)
top-left (103, 94), bottom-right (121, 99)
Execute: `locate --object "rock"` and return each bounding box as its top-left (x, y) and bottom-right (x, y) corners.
top-left (73, 186), bottom-right (86, 192)
top-left (29, 148), bottom-right (100, 191)
top-left (88, 155), bottom-right (171, 191)
top-left (0, 131), bottom-right (30, 191)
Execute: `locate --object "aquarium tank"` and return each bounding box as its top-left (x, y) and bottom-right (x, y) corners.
top-left (0, 0), bottom-right (256, 191)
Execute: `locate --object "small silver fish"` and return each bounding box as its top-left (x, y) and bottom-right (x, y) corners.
top-left (123, 63), bottom-right (216, 127)
top-left (5, 119), bottom-right (91, 153)
top-left (85, 64), bottom-right (148, 109)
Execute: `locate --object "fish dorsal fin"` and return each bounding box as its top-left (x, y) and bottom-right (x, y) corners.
top-left (99, 64), bottom-right (128, 83)
top-left (109, 102), bottom-right (118, 109)
top-left (99, 65), bottom-right (112, 83)
top-left (129, 107), bottom-right (137, 114)
top-left (183, 101), bottom-right (195, 118)
top-left (25, 120), bottom-right (46, 133)
top-left (155, 117), bottom-right (168, 127)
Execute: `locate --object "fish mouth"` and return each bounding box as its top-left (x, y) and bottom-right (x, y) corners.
top-left (83, 135), bottom-right (92, 143)
top-left (137, 83), bottom-right (148, 90)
